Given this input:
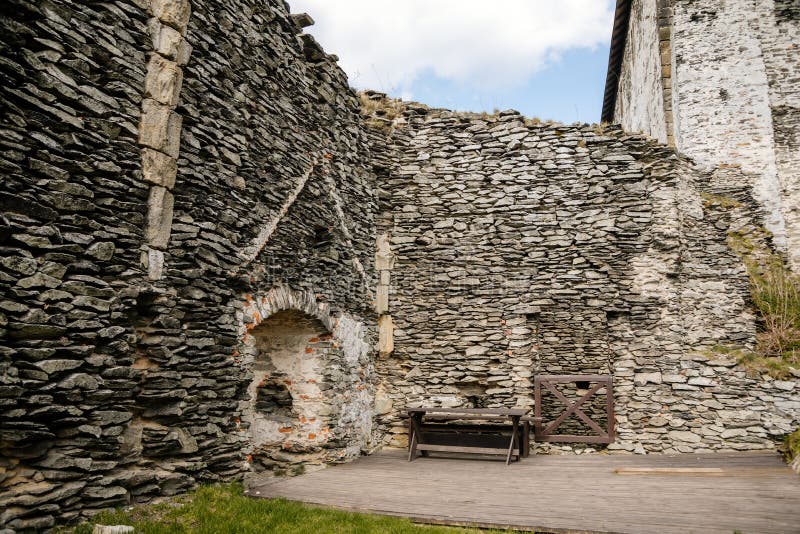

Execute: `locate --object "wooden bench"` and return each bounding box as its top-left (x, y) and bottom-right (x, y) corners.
top-left (407, 408), bottom-right (542, 465)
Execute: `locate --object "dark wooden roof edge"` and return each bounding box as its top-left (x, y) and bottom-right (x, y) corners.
top-left (601, 0), bottom-right (633, 123)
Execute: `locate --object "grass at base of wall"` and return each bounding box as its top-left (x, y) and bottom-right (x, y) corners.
top-left (61, 484), bottom-right (503, 534)
top-left (783, 427), bottom-right (800, 464)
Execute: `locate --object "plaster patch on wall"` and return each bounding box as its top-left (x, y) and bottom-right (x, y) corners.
top-left (614, 0), bottom-right (669, 143)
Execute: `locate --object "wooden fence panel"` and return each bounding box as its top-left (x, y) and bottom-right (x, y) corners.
top-left (533, 374), bottom-right (615, 444)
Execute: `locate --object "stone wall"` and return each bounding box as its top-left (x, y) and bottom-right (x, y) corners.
top-left (613, 0), bottom-right (669, 145)
top-left (0, 0), bottom-right (378, 529)
top-left (1, 0), bottom-right (799, 530)
top-left (758, 0), bottom-right (800, 271)
top-left (368, 101), bottom-right (799, 453)
top-left (238, 286), bottom-right (374, 473)
top-left (614, 0), bottom-right (800, 269)
top-left (670, 0), bottom-right (787, 253)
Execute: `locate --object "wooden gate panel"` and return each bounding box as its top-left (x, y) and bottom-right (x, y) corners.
top-left (534, 374), bottom-right (615, 444)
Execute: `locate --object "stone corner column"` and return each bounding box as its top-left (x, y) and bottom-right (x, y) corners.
top-left (138, 0), bottom-right (192, 281)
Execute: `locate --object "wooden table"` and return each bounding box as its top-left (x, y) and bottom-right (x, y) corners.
top-left (407, 408), bottom-right (534, 465)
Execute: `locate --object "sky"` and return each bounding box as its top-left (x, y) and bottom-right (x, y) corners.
top-left (290, 0), bottom-right (616, 124)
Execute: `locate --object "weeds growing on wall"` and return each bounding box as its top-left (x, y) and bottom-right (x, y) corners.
top-left (725, 226), bottom-right (800, 378)
top-left (783, 427), bottom-right (800, 465)
top-left (359, 92), bottom-right (409, 132)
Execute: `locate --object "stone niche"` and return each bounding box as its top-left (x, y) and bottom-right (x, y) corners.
top-left (245, 310), bottom-right (333, 469)
top-left (237, 288), bottom-right (376, 474)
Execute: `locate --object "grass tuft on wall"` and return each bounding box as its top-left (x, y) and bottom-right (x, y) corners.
top-left (781, 427), bottom-right (800, 474)
top-left (723, 227), bottom-right (800, 379)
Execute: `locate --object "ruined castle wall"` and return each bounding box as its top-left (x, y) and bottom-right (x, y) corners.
top-left (613, 0), bottom-right (669, 144)
top-left (758, 0), bottom-right (800, 268)
top-left (0, 0), bottom-right (377, 529)
top-left (372, 107), bottom-right (799, 453)
top-left (670, 0), bottom-right (786, 247)
top-left (617, 0), bottom-right (800, 268)
top-left (2, 0), bottom-right (799, 529)
top-left (1, 1), bottom-right (155, 528)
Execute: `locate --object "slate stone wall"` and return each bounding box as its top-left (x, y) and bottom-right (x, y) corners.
top-left (614, 0), bottom-right (800, 269)
top-left (369, 102), bottom-right (799, 453)
top-left (1, 0), bottom-right (798, 530)
top-left (0, 0), bottom-right (377, 529)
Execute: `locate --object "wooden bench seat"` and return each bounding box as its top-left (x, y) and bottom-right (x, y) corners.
top-left (407, 408), bottom-right (537, 464)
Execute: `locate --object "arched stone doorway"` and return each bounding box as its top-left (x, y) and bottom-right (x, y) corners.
top-left (237, 286), bottom-right (375, 473)
top-left (247, 310), bottom-right (332, 467)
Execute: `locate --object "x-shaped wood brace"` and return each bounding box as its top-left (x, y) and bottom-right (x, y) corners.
top-left (542, 381), bottom-right (607, 437)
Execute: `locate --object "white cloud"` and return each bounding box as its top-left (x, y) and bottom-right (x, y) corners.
top-left (289, 0), bottom-right (615, 97)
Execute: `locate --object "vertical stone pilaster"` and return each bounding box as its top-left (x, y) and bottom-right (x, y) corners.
top-left (375, 233), bottom-right (396, 356)
top-left (138, 0), bottom-right (192, 280)
top-left (657, 0), bottom-right (676, 148)
top-left (378, 315), bottom-right (394, 355)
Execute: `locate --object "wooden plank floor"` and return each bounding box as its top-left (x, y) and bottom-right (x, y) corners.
top-left (247, 449), bottom-right (800, 534)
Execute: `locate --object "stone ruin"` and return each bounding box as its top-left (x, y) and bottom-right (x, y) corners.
top-left (0, 0), bottom-right (798, 530)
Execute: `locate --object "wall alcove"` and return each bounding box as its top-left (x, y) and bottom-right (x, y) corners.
top-left (245, 310), bottom-right (334, 469)
top-left (237, 286), bottom-right (376, 473)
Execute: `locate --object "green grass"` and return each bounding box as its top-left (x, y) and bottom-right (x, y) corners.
top-left (721, 229), bottom-right (800, 378)
top-left (63, 484), bottom-right (503, 534)
top-left (783, 427), bottom-right (800, 464)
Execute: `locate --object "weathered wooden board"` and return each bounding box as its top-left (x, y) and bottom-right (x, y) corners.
top-left (248, 449), bottom-right (800, 534)
top-left (614, 467), bottom-right (725, 475)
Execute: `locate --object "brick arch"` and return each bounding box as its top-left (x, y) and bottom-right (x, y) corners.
top-left (235, 284), bottom-right (376, 472)
top-left (239, 285), bottom-right (337, 337)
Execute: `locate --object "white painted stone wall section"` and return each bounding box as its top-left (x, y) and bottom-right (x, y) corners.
top-left (614, 0), bottom-right (669, 143)
top-left (670, 0), bottom-right (787, 249)
top-left (755, 0), bottom-right (800, 270)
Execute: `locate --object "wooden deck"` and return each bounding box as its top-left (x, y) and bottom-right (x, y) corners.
top-left (247, 449), bottom-right (800, 534)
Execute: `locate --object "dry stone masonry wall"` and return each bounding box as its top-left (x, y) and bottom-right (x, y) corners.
top-left (367, 100), bottom-right (799, 452)
top-left (1, 0), bottom-right (378, 529)
top-left (0, 0), bottom-right (798, 531)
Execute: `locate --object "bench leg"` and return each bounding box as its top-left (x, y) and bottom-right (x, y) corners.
top-left (506, 417), bottom-right (519, 465)
top-left (408, 414), bottom-right (421, 461)
top-left (522, 421), bottom-right (530, 458)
